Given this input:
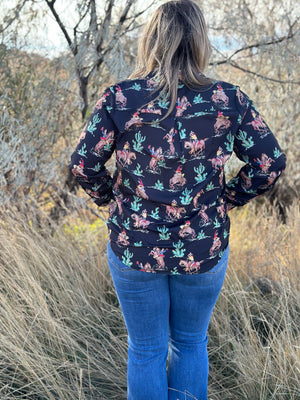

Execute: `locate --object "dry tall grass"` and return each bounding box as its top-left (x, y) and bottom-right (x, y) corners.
top-left (0, 203), bottom-right (299, 400)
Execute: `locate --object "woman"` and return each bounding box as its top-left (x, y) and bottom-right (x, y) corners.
top-left (69, 1), bottom-right (286, 399)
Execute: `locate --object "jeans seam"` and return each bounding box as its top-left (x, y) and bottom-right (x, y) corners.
top-left (205, 259), bottom-right (227, 274)
top-left (108, 254), bottom-right (134, 272)
top-left (205, 249), bottom-right (229, 274)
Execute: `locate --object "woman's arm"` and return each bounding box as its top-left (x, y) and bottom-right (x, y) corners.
top-left (225, 90), bottom-right (287, 209)
top-left (69, 87), bottom-right (117, 206)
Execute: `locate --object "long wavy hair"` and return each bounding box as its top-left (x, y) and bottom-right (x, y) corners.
top-left (129, 0), bottom-right (213, 121)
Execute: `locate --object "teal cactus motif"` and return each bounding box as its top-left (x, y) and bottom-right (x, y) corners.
top-left (218, 250), bottom-right (225, 259)
top-left (133, 131), bottom-right (146, 152)
top-left (244, 188), bottom-right (257, 194)
top-left (123, 178), bottom-right (131, 189)
top-left (236, 130), bottom-right (254, 149)
top-left (154, 180), bottom-right (164, 190)
top-left (133, 163), bottom-right (143, 176)
top-left (122, 248), bottom-right (133, 266)
top-left (237, 115), bottom-right (242, 124)
top-left (92, 162), bottom-right (101, 172)
top-left (171, 267), bottom-right (180, 275)
top-left (130, 196), bottom-right (142, 211)
top-left (186, 111), bottom-right (207, 118)
top-left (134, 241), bottom-right (142, 247)
top-left (197, 230), bottom-right (208, 239)
top-left (227, 177), bottom-right (239, 187)
top-left (223, 229), bottom-right (229, 239)
top-left (206, 182), bottom-right (215, 191)
top-left (92, 183), bottom-right (100, 191)
top-left (242, 154), bottom-right (249, 163)
top-left (151, 119), bottom-right (160, 128)
top-left (179, 128), bottom-right (186, 139)
top-left (225, 132), bottom-right (234, 152)
top-left (177, 121), bottom-right (186, 139)
top-left (273, 147), bottom-right (282, 158)
top-left (110, 215), bottom-right (118, 226)
top-left (194, 164), bottom-right (207, 183)
top-left (157, 225), bottom-right (171, 240)
top-left (78, 143), bottom-right (87, 158)
top-left (248, 169), bottom-right (254, 179)
top-left (123, 218), bottom-right (130, 230)
top-left (158, 93), bottom-right (170, 109)
top-left (193, 94), bottom-right (209, 104)
top-left (128, 83), bottom-right (141, 91)
top-left (157, 159), bottom-right (166, 168)
top-left (172, 240), bottom-right (186, 257)
top-left (103, 142), bottom-right (113, 151)
top-left (106, 106), bottom-right (112, 113)
top-left (213, 217), bottom-right (221, 229)
top-left (151, 207), bottom-right (160, 219)
top-left (87, 114), bottom-right (101, 135)
top-left (180, 155), bottom-right (187, 164)
top-left (179, 188), bottom-right (193, 205)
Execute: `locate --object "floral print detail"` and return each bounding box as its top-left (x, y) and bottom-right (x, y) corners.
top-left (69, 73), bottom-right (286, 275)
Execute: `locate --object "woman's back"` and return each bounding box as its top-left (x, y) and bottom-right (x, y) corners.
top-left (71, 72), bottom-right (286, 274)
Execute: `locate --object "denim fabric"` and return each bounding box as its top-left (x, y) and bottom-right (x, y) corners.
top-left (107, 240), bottom-right (229, 400)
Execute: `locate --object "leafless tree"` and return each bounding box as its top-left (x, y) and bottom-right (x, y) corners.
top-left (44, 0), bottom-right (159, 119)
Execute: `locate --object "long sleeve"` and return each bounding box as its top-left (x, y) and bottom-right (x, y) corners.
top-left (225, 89), bottom-right (287, 209)
top-left (69, 86), bottom-right (117, 207)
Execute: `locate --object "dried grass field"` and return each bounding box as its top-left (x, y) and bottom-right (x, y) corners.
top-left (0, 202), bottom-right (299, 400)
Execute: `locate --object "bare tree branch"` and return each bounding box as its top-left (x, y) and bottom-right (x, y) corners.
top-left (210, 23), bottom-right (300, 85)
top-left (45, 0), bottom-right (73, 51)
top-left (126, 0), bottom-right (157, 21)
top-left (93, 0), bottom-right (135, 73)
top-left (212, 27), bottom-right (298, 67)
top-left (96, 0), bottom-right (114, 54)
top-left (0, 0), bottom-right (27, 33)
top-left (230, 62), bottom-right (300, 84)
top-left (216, 59), bottom-right (300, 85)
top-left (118, 0), bottom-right (135, 24)
top-left (74, 1), bottom-right (91, 49)
top-left (89, 0), bottom-right (97, 32)
top-left (227, 26), bottom-right (299, 62)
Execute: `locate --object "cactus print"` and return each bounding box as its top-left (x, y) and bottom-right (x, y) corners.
top-left (69, 72), bottom-right (286, 275)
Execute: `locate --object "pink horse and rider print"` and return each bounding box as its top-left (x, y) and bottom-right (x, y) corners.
top-left (69, 72), bottom-right (286, 275)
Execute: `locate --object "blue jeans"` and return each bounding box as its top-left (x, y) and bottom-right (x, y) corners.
top-left (107, 241), bottom-right (229, 400)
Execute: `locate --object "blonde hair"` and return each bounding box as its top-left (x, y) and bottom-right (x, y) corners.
top-left (129, 0), bottom-right (213, 121)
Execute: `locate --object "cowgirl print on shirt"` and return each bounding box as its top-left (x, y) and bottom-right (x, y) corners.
top-left (69, 74), bottom-right (286, 275)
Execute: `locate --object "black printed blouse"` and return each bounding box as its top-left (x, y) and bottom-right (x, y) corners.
top-left (69, 72), bottom-right (286, 274)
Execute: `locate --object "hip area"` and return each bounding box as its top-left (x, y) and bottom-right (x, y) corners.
top-left (107, 228), bottom-right (230, 275)
top-left (106, 205), bottom-right (230, 247)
